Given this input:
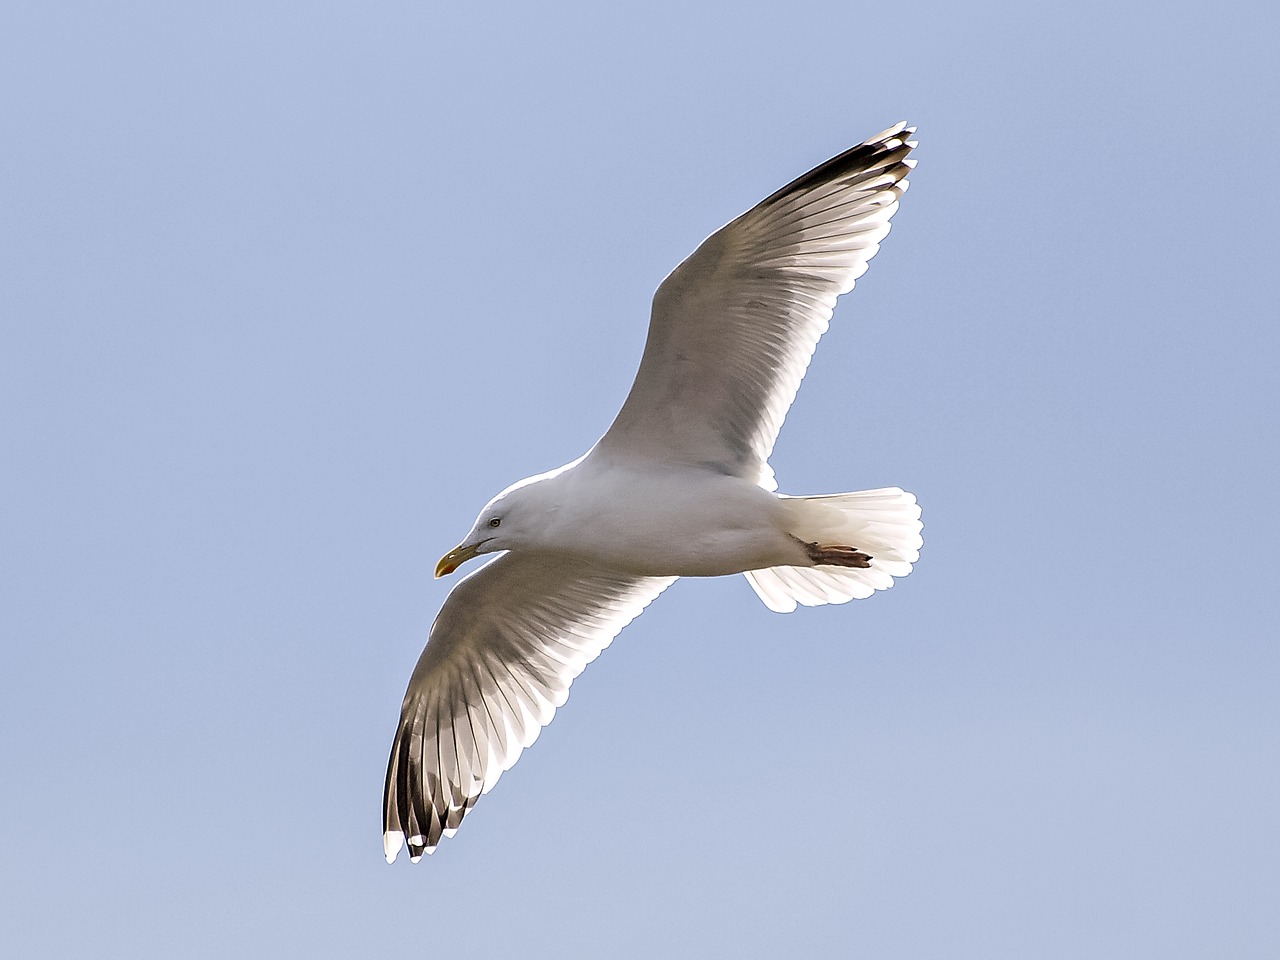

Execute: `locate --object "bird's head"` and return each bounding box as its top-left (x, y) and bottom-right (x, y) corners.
top-left (434, 471), bottom-right (561, 578)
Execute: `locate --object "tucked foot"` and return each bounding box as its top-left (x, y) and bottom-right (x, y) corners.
top-left (800, 540), bottom-right (873, 568)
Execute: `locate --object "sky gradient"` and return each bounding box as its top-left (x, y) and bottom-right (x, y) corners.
top-left (3, 1), bottom-right (1277, 957)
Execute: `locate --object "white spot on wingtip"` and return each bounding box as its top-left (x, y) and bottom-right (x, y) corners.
top-left (384, 830), bottom-right (405, 864)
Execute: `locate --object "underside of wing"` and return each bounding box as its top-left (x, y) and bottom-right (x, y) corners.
top-left (596, 123), bottom-right (917, 488)
top-left (383, 553), bottom-right (675, 861)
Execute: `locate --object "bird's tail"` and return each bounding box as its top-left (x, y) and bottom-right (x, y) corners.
top-left (744, 487), bottom-right (923, 613)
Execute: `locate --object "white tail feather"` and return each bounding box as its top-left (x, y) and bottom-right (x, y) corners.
top-left (745, 487), bottom-right (923, 613)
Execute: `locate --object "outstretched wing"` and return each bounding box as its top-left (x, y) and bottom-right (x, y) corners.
top-left (383, 552), bottom-right (675, 861)
top-left (595, 123), bottom-right (916, 489)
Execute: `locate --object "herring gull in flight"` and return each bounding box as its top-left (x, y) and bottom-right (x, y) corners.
top-left (383, 122), bottom-right (924, 862)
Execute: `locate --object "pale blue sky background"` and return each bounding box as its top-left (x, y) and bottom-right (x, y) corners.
top-left (3, 1), bottom-right (1277, 957)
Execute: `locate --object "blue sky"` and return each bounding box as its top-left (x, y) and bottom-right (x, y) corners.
top-left (3, 1), bottom-right (1277, 957)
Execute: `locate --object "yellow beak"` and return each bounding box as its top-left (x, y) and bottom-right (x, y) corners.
top-left (435, 542), bottom-right (482, 578)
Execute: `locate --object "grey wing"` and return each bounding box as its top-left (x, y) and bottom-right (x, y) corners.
top-left (383, 552), bottom-right (675, 862)
top-left (595, 123), bottom-right (916, 489)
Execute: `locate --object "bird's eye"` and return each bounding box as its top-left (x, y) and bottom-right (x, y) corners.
top-left (488, 518), bottom-right (501, 528)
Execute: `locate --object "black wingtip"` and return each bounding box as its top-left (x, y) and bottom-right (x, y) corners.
top-left (759, 123), bottom-right (918, 208)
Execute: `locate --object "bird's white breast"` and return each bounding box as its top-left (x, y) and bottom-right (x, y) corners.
top-left (536, 458), bottom-right (803, 578)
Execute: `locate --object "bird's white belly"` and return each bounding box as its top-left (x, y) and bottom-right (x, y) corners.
top-left (552, 466), bottom-right (803, 577)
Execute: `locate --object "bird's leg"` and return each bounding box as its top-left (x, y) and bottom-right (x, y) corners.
top-left (796, 537), bottom-right (874, 568)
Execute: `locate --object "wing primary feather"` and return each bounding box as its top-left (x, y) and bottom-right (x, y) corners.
top-left (757, 137), bottom-right (913, 211)
top-left (467, 658), bottom-right (508, 786)
top-left (459, 674), bottom-right (488, 794)
top-left (431, 703), bottom-right (449, 851)
top-left (482, 655), bottom-right (525, 762)
top-left (399, 703), bottom-right (424, 846)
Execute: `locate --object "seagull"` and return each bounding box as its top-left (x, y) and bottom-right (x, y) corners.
top-left (383, 122), bottom-right (924, 862)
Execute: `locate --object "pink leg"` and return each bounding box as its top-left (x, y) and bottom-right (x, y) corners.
top-left (793, 537), bottom-right (873, 569)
